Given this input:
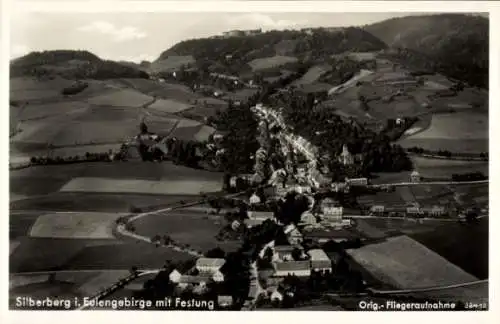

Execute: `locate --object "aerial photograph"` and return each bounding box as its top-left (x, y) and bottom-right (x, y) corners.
top-left (8, 9), bottom-right (489, 311)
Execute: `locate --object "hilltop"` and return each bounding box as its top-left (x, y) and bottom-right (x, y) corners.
top-left (10, 50), bottom-right (150, 80)
top-left (365, 14), bottom-right (489, 88)
top-left (155, 27), bottom-right (387, 74)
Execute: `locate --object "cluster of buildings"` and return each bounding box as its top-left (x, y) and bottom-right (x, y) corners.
top-left (222, 29), bottom-right (262, 38)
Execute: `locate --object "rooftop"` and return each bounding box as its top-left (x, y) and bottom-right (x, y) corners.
top-left (274, 245), bottom-right (302, 252)
top-left (196, 258), bottom-right (226, 269)
top-left (178, 275), bottom-right (213, 284)
top-left (307, 249), bottom-right (330, 261)
top-left (274, 260), bottom-right (311, 272)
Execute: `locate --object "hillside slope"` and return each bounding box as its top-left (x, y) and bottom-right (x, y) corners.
top-left (365, 14), bottom-right (488, 88)
top-left (156, 27), bottom-right (387, 72)
top-left (11, 50), bottom-right (150, 80)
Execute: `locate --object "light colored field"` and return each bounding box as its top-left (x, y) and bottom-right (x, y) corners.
top-left (51, 120), bottom-right (139, 146)
top-left (175, 118), bottom-right (201, 128)
top-left (149, 83), bottom-right (200, 102)
top-left (29, 212), bottom-right (126, 239)
top-left (149, 55), bottom-right (196, 73)
top-left (87, 89), bottom-right (153, 107)
top-left (77, 270), bottom-right (130, 295)
top-left (248, 55), bottom-right (298, 71)
top-left (408, 113), bottom-right (487, 140)
top-left (59, 177), bottom-right (222, 195)
top-left (148, 98), bottom-right (192, 113)
top-left (16, 101), bottom-right (89, 121)
top-left (193, 125), bottom-right (216, 142)
top-left (294, 65), bottom-right (331, 85)
top-left (347, 235), bottom-right (478, 288)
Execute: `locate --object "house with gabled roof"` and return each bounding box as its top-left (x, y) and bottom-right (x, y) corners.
top-left (273, 260), bottom-right (311, 277)
top-left (307, 249), bottom-right (332, 273)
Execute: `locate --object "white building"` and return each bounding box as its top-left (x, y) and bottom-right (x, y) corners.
top-left (196, 258), bottom-right (226, 273)
top-left (284, 224), bottom-right (303, 245)
top-left (301, 211), bottom-right (317, 225)
top-left (339, 144), bottom-right (354, 165)
top-left (273, 261), bottom-right (311, 277)
top-left (249, 193), bottom-right (261, 205)
top-left (307, 249), bottom-right (332, 273)
top-left (345, 177), bottom-right (368, 186)
top-left (410, 170), bottom-right (421, 183)
top-left (273, 245), bottom-right (302, 262)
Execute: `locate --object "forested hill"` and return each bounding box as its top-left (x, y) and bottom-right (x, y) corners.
top-left (365, 14), bottom-right (489, 88)
top-left (158, 27), bottom-right (387, 64)
top-left (10, 50), bottom-right (149, 80)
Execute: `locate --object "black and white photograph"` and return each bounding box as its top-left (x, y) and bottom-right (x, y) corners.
top-left (5, 1), bottom-right (493, 315)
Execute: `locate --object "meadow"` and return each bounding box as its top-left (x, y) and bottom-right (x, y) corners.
top-left (132, 210), bottom-right (241, 254)
top-left (399, 112), bottom-right (488, 153)
top-left (248, 55), bottom-right (298, 71)
top-left (411, 156), bottom-right (489, 178)
top-left (149, 55), bottom-right (196, 73)
top-left (29, 212), bottom-right (126, 239)
top-left (147, 98), bottom-right (193, 114)
top-left (347, 235), bottom-right (479, 288)
top-left (87, 89), bottom-right (153, 107)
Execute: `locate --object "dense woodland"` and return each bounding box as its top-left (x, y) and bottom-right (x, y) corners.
top-left (365, 14), bottom-right (488, 88)
top-left (10, 50), bottom-right (149, 80)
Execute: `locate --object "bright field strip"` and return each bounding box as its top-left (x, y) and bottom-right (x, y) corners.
top-left (29, 212), bottom-right (128, 239)
top-left (87, 88), bottom-right (153, 107)
top-left (59, 177), bottom-right (222, 195)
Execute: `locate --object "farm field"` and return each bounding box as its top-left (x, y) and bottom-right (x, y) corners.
top-left (29, 212), bottom-right (126, 239)
top-left (167, 122), bottom-right (215, 142)
top-left (132, 210), bottom-right (241, 254)
top-left (10, 77), bottom-right (74, 102)
top-left (248, 55), bottom-right (298, 71)
top-left (398, 112), bottom-right (488, 153)
top-left (293, 64), bottom-right (331, 85)
top-left (147, 98), bottom-right (193, 114)
top-left (148, 83), bottom-right (200, 102)
top-left (87, 89), bottom-right (153, 107)
top-left (10, 192), bottom-right (197, 213)
top-left (347, 235), bottom-right (481, 294)
top-left (13, 101), bottom-right (89, 121)
top-left (10, 162), bottom-right (223, 199)
top-left (9, 237), bottom-right (192, 273)
top-left (59, 177), bottom-right (222, 196)
top-left (357, 191), bottom-right (406, 208)
top-left (410, 219), bottom-right (488, 279)
top-left (44, 144), bottom-right (123, 159)
top-left (51, 120), bottom-right (139, 146)
top-left (149, 55), bottom-right (196, 73)
top-left (411, 156), bottom-right (489, 178)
